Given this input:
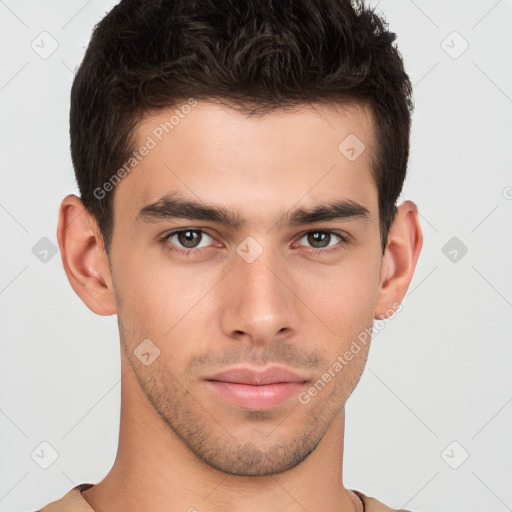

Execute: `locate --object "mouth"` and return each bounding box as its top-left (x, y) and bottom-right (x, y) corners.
top-left (203, 366), bottom-right (310, 411)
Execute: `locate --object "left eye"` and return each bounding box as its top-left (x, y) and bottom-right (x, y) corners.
top-left (297, 231), bottom-right (345, 250)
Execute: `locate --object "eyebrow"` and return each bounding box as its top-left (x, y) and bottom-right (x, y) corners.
top-left (136, 194), bottom-right (370, 228)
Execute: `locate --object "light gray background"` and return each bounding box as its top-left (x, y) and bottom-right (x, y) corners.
top-left (1, 1), bottom-right (511, 511)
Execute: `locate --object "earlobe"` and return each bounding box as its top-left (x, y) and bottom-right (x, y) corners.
top-left (375, 200), bottom-right (423, 319)
top-left (56, 194), bottom-right (117, 316)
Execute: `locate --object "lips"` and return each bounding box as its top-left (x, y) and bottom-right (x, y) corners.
top-left (205, 366), bottom-right (309, 385)
top-left (204, 366), bottom-right (309, 411)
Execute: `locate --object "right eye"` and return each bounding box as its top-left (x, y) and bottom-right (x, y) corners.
top-left (161, 229), bottom-right (216, 255)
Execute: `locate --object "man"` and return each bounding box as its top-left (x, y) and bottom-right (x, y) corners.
top-left (38, 0), bottom-right (423, 510)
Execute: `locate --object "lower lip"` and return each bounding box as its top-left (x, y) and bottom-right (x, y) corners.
top-left (205, 381), bottom-right (307, 410)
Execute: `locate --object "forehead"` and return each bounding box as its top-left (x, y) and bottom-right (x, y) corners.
top-left (114, 100), bottom-right (378, 224)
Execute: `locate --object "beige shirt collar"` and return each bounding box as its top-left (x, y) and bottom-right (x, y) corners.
top-left (37, 483), bottom-right (414, 512)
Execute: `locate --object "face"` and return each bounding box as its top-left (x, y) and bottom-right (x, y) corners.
top-left (108, 100), bottom-right (384, 476)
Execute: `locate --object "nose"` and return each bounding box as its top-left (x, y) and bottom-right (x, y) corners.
top-left (219, 246), bottom-right (300, 346)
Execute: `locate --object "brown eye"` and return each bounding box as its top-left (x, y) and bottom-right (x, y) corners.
top-left (164, 229), bottom-right (214, 252)
top-left (177, 230), bottom-right (201, 248)
top-left (308, 232), bottom-right (331, 248)
top-left (300, 231), bottom-right (344, 250)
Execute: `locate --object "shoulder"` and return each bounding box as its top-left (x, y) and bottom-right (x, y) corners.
top-left (35, 483), bottom-right (94, 512)
top-left (352, 489), bottom-right (418, 512)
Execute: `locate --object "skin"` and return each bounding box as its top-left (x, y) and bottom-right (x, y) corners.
top-left (57, 100), bottom-right (422, 512)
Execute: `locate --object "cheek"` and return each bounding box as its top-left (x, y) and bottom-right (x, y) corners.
top-left (304, 251), bottom-right (381, 340)
top-left (300, 261), bottom-right (379, 400)
top-left (111, 249), bottom-right (218, 350)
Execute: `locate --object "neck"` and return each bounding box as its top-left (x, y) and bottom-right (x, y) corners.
top-left (81, 354), bottom-right (362, 512)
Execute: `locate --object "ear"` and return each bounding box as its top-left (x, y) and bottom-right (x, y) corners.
top-left (56, 194), bottom-right (117, 316)
top-left (375, 200), bottom-right (423, 319)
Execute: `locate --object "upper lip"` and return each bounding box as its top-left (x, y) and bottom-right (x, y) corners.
top-left (204, 366), bottom-right (309, 385)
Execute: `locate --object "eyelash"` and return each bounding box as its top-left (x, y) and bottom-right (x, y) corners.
top-left (159, 228), bottom-right (349, 257)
